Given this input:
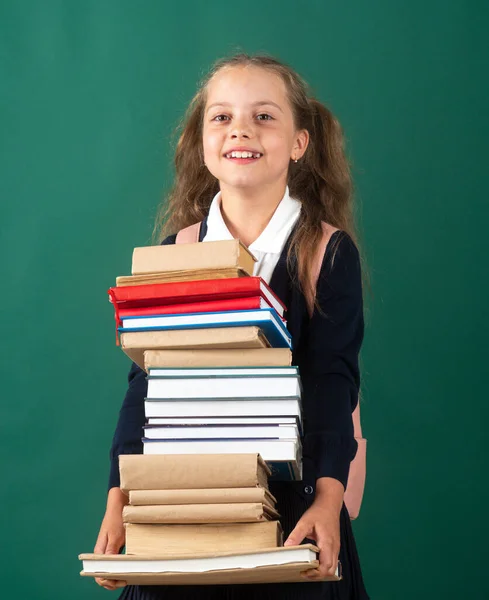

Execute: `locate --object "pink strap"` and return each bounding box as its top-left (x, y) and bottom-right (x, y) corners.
top-left (306, 222), bottom-right (339, 319)
top-left (175, 223), bottom-right (201, 244)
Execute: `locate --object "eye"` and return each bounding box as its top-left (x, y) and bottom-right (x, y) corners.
top-left (256, 113), bottom-right (273, 121)
top-left (212, 114), bottom-right (230, 122)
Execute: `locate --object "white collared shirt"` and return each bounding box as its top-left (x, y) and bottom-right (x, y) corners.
top-left (202, 186), bottom-right (302, 284)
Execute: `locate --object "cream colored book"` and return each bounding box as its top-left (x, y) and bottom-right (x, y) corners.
top-left (131, 239), bottom-right (256, 276)
top-left (125, 520), bottom-right (283, 556)
top-left (143, 348), bottom-right (292, 371)
top-left (119, 454), bottom-right (271, 493)
top-left (79, 544), bottom-right (342, 584)
top-left (116, 267), bottom-right (250, 287)
top-left (123, 502), bottom-right (279, 524)
top-left (121, 327), bottom-right (270, 369)
top-left (128, 487), bottom-right (277, 507)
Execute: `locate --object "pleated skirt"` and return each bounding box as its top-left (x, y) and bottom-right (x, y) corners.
top-left (118, 480), bottom-right (369, 600)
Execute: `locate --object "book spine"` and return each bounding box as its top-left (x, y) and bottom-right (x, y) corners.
top-left (119, 455), bottom-right (268, 492)
top-left (124, 521), bottom-right (281, 556)
top-left (128, 488), bottom-right (272, 506)
top-left (143, 348), bottom-right (292, 369)
top-left (122, 503), bottom-right (267, 524)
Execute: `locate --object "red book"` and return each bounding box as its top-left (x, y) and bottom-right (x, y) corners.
top-left (118, 297), bottom-right (285, 321)
top-left (108, 277), bottom-right (286, 317)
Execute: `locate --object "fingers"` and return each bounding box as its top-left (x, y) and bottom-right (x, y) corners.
top-left (105, 533), bottom-right (125, 555)
top-left (301, 542), bottom-right (340, 580)
top-left (95, 577), bottom-right (127, 591)
top-left (105, 542), bottom-right (122, 555)
top-left (284, 519), bottom-right (314, 547)
top-left (93, 531), bottom-right (125, 589)
top-left (93, 531), bottom-right (108, 554)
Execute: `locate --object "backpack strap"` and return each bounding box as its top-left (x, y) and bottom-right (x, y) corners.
top-left (306, 222), bottom-right (339, 319)
top-left (176, 222), bottom-right (201, 244)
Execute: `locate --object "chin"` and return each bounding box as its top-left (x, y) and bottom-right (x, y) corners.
top-left (219, 175), bottom-right (266, 189)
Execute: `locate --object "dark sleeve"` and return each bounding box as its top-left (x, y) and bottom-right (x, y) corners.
top-left (301, 231), bottom-right (364, 490)
top-left (107, 233), bottom-right (177, 490)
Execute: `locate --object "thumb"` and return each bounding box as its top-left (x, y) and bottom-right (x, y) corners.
top-left (284, 520), bottom-right (313, 547)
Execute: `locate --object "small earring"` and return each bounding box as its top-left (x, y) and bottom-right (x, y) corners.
top-left (294, 158), bottom-right (298, 163)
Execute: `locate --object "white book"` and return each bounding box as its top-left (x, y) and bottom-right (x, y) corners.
top-left (80, 545), bottom-right (330, 575)
top-left (147, 416), bottom-right (299, 426)
top-left (144, 397), bottom-right (302, 419)
top-left (148, 366), bottom-right (298, 377)
top-left (142, 438), bottom-right (300, 463)
top-left (143, 424), bottom-right (299, 440)
top-left (146, 374), bottom-right (301, 399)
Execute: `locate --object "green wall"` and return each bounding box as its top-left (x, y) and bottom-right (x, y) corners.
top-left (1, 1), bottom-right (487, 598)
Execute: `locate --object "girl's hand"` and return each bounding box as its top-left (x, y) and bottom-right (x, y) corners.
top-left (93, 488), bottom-right (128, 591)
top-left (284, 477), bottom-right (344, 580)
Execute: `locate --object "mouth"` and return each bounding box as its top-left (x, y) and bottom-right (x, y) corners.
top-left (224, 151), bottom-right (263, 161)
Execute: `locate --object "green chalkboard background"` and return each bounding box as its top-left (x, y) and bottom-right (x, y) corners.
top-left (1, 1), bottom-right (487, 598)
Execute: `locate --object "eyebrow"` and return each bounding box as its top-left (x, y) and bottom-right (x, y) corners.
top-left (206, 101), bottom-right (284, 114)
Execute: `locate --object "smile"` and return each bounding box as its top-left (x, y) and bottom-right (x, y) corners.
top-left (224, 151), bottom-right (262, 159)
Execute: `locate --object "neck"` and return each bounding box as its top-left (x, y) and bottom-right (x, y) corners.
top-left (218, 181), bottom-right (287, 247)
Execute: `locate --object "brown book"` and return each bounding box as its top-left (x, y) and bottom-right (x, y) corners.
top-left (121, 327), bottom-right (270, 369)
top-left (128, 487), bottom-right (277, 508)
top-left (131, 239), bottom-right (256, 277)
top-left (122, 502), bottom-right (280, 524)
top-left (119, 454), bottom-right (271, 493)
top-left (125, 520), bottom-right (283, 556)
top-left (116, 267), bottom-right (249, 287)
top-left (79, 544), bottom-right (336, 585)
top-left (143, 348), bottom-right (292, 371)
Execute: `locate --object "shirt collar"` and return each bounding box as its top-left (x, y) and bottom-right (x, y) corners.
top-left (203, 186), bottom-right (302, 253)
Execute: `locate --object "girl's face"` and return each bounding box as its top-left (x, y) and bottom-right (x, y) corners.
top-left (202, 66), bottom-right (308, 192)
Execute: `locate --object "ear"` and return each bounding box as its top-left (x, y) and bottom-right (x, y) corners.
top-left (291, 129), bottom-right (310, 161)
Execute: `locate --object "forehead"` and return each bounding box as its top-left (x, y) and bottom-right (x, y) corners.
top-left (205, 65), bottom-right (288, 107)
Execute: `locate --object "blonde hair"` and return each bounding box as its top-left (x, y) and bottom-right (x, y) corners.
top-left (154, 53), bottom-right (365, 311)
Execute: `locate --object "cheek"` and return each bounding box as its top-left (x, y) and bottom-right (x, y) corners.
top-left (266, 132), bottom-right (294, 162)
top-left (203, 128), bottom-right (222, 160)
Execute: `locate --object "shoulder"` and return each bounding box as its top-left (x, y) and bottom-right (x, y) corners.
top-left (325, 229), bottom-right (360, 264)
top-left (319, 227), bottom-right (362, 293)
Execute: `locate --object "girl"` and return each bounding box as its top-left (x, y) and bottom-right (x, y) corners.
top-left (94, 53), bottom-right (369, 599)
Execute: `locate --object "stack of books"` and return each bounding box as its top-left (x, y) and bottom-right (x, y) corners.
top-left (108, 239), bottom-right (303, 480)
top-left (78, 240), bottom-right (343, 584)
top-left (120, 454), bottom-right (282, 556)
top-left (108, 240), bottom-right (291, 368)
top-left (79, 454), bottom-right (339, 583)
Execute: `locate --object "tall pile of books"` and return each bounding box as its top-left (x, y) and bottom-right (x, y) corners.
top-left (79, 239), bottom-right (343, 584)
top-left (108, 239), bottom-right (303, 480)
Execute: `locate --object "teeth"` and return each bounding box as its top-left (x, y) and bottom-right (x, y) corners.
top-left (226, 151), bottom-right (262, 159)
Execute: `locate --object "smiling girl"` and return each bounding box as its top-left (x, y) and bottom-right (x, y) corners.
top-left (94, 53), bottom-right (369, 600)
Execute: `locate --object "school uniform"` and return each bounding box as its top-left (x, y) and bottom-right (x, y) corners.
top-left (110, 186), bottom-right (370, 599)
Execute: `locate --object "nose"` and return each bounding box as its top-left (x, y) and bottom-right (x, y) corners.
top-left (230, 117), bottom-right (253, 139)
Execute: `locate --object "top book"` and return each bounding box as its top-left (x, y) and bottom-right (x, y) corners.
top-left (131, 239), bottom-right (257, 277)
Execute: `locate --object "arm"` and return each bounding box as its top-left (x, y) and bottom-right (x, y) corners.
top-left (303, 230), bottom-right (364, 494)
top-left (94, 233), bottom-right (176, 590)
top-left (107, 361), bottom-right (148, 490)
top-left (285, 232), bottom-right (364, 578)
top-left (107, 232), bottom-right (178, 491)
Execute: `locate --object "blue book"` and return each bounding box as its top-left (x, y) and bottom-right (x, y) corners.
top-left (119, 308), bottom-right (292, 349)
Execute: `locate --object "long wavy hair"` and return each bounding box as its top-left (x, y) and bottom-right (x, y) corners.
top-left (154, 53), bottom-right (365, 311)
